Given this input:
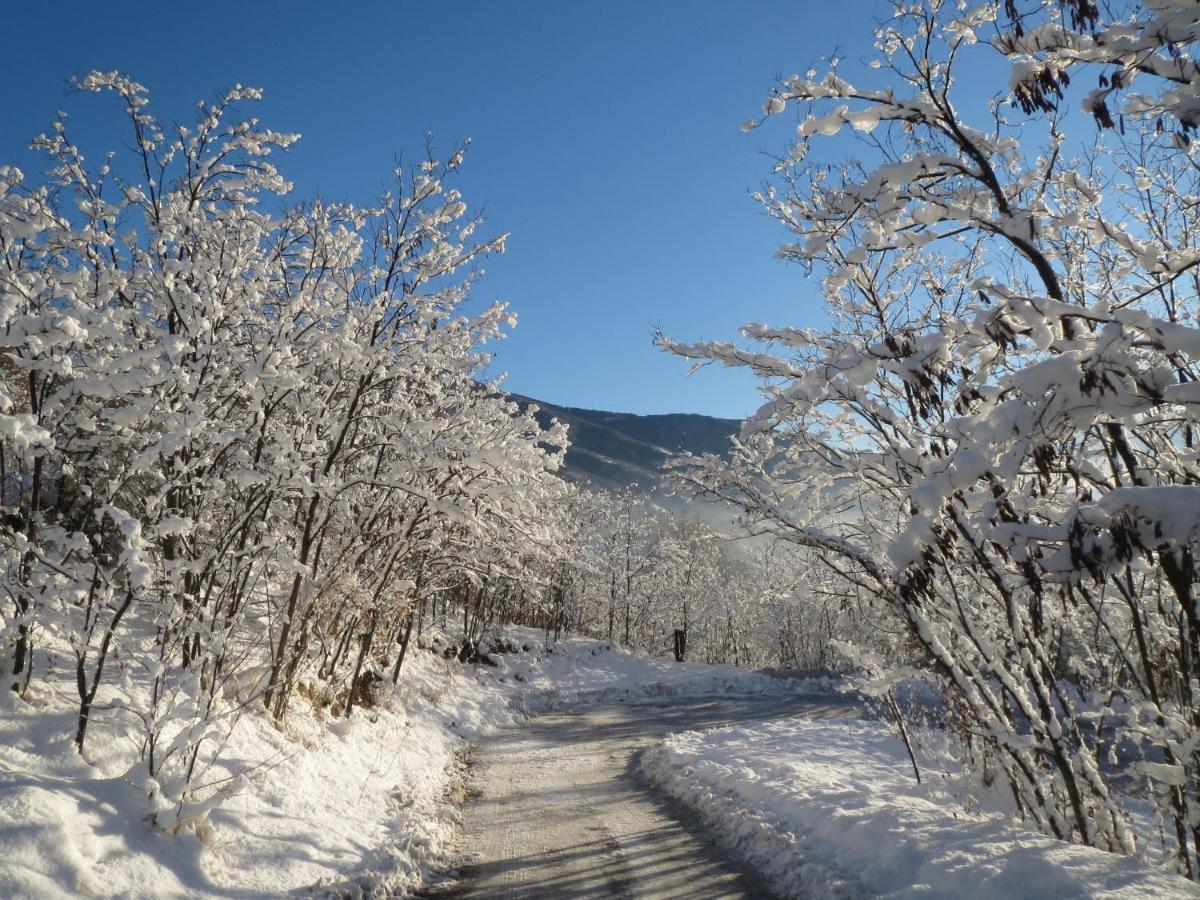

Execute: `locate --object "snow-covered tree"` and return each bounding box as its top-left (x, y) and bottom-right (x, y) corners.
top-left (663, 0), bottom-right (1200, 874)
top-left (0, 72), bottom-right (566, 831)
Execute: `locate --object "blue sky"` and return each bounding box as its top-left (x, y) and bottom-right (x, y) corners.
top-left (2, 0), bottom-right (886, 418)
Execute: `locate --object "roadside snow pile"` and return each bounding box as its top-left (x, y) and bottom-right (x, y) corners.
top-left (641, 716), bottom-right (1197, 900)
top-left (0, 645), bottom-right (521, 898)
top-left (0, 626), bottom-right (795, 898)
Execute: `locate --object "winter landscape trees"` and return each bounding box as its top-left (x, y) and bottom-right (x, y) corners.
top-left (663, 0), bottom-right (1200, 877)
top-left (3, 0), bottom-right (1200, 893)
top-left (0, 72), bottom-right (574, 828)
top-left (0, 69), bottom-right (807, 844)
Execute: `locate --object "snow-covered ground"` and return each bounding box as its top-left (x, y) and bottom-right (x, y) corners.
top-left (7, 629), bottom-right (1195, 899)
top-left (641, 715), bottom-right (1199, 899)
top-left (0, 627), bottom-right (782, 898)
top-left (498, 632), bottom-right (820, 712)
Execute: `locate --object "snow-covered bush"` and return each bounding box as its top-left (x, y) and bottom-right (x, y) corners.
top-left (0, 72), bottom-right (566, 831)
top-left (663, 0), bottom-right (1200, 877)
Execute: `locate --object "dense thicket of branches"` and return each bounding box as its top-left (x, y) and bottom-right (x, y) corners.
top-left (664, 0), bottom-right (1200, 876)
top-left (510, 486), bottom-right (871, 670)
top-left (0, 74), bottom-right (568, 831)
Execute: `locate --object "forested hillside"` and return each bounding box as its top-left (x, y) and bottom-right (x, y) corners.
top-left (514, 395), bottom-right (740, 491)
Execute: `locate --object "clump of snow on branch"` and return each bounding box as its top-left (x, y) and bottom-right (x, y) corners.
top-left (662, 0), bottom-right (1200, 879)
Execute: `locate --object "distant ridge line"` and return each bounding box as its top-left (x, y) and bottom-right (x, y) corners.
top-left (511, 394), bottom-right (741, 492)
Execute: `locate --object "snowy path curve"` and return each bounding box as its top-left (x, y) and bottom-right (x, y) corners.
top-left (426, 693), bottom-right (854, 899)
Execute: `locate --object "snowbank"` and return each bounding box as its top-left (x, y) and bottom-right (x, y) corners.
top-left (0, 626), bottom-right (781, 897)
top-left (0, 646), bottom-right (516, 898)
top-left (640, 715), bottom-right (1197, 899)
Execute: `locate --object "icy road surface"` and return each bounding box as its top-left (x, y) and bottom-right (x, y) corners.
top-left (429, 693), bottom-right (855, 899)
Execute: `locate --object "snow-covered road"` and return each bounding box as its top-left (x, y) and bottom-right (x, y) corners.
top-left (428, 693), bottom-right (854, 899)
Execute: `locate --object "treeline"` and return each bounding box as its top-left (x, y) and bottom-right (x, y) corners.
top-left (509, 486), bottom-right (869, 671)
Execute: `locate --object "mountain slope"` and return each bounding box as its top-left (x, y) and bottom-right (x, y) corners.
top-left (513, 395), bottom-right (741, 492)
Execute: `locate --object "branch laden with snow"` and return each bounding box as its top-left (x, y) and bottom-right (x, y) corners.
top-left (664, 0), bottom-right (1200, 877)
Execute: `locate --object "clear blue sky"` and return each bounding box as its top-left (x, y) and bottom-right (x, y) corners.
top-left (2, 0), bottom-right (887, 418)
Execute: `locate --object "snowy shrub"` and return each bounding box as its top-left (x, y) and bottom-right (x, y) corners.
top-left (0, 72), bottom-right (567, 830)
top-left (663, 0), bottom-right (1200, 877)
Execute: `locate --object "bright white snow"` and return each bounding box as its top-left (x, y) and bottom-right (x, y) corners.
top-left (6, 626), bottom-right (1192, 899)
top-left (641, 715), bottom-right (1199, 899)
top-left (0, 628), bottom-right (783, 898)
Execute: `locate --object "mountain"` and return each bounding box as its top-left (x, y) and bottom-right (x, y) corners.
top-left (513, 395), bottom-right (742, 493)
